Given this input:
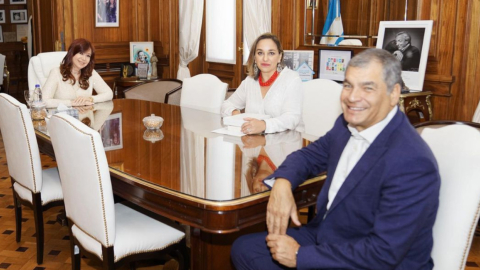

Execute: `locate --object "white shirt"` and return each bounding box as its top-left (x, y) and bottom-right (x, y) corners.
top-left (220, 68), bottom-right (304, 133)
top-left (326, 106), bottom-right (398, 210)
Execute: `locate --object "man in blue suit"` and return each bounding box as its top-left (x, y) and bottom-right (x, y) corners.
top-left (231, 48), bottom-right (440, 269)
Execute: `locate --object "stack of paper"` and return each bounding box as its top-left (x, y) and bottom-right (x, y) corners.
top-left (212, 113), bottom-right (271, 137)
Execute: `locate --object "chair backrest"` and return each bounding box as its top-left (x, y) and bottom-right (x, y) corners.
top-left (47, 113), bottom-right (115, 247)
top-left (473, 100), bottom-right (480, 123)
top-left (28, 51), bottom-right (67, 91)
top-left (180, 74), bottom-right (228, 114)
top-left (415, 121), bottom-right (480, 270)
top-left (302, 79), bottom-right (343, 140)
top-left (0, 93), bottom-right (43, 192)
top-left (124, 79), bottom-right (182, 103)
top-left (167, 88), bottom-right (182, 106)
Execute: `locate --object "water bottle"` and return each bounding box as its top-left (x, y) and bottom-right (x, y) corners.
top-left (33, 84), bottom-right (42, 103)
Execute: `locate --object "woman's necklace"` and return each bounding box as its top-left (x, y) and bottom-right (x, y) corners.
top-left (259, 71), bottom-right (279, 87)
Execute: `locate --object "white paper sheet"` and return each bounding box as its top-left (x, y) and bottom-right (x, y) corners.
top-left (212, 127), bottom-right (245, 137)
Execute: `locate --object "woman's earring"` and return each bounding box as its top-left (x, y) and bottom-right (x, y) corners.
top-left (277, 63), bottom-right (283, 72)
top-left (254, 63), bottom-right (259, 75)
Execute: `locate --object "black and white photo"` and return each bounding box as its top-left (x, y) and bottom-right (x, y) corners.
top-left (10, 9), bottom-right (27, 23)
top-left (96, 0), bottom-right (119, 27)
top-left (9, 0), bottom-right (26, 4)
top-left (377, 20), bottom-right (433, 91)
top-left (0, 10), bottom-right (5, 24)
top-left (0, 26), bottom-right (3, 43)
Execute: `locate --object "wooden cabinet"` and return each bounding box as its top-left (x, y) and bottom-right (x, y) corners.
top-left (0, 42), bottom-right (28, 95)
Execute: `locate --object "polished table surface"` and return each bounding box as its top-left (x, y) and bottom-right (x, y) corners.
top-left (35, 99), bottom-right (324, 270)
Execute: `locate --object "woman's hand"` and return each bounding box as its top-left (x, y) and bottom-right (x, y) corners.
top-left (241, 118), bottom-right (266, 134)
top-left (232, 110), bottom-right (241, 115)
top-left (76, 105), bottom-right (93, 114)
top-left (71, 96), bottom-right (94, 107)
top-left (241, 135), bottom-right (266, 148)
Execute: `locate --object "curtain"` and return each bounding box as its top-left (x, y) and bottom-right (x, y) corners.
top-left (177, 0), bottom-right (204, 81)
top-left (243, 0), bottom-right (271, 64)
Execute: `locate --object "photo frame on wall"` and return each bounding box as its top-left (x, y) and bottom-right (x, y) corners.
top-left (10, 9), bottom-right (27, 23)
top-left (0, 1), bottom-right (4, 5)
top-left (9, 0), bottom-right (26, 4)
top-left (0, 26), bottom-right (3, 43)
top-left (283, 50), bottom-right (315, 81)
top-left (95, 0), bottom-right (119, 27)
top-left (130, 41), bottom-right (154, 77)
top-left (318, 49), bottom-right (352, 82)
top-left (376, 20), bottom-right (433, 92)
top-left (0, 10), bottom-right (4, 24)
top-left (99, 112), bottom-right (123, 151)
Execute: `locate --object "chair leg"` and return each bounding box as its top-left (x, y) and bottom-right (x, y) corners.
top-left (32, 193), bottom-right (44, 265)
top-left (176, 239), bottom-right (189, 270)
top-left (69, 233), bottom-right (81, 270)
top-left (129, 261), bottom-right (135, 270)
top-left (12, 196), bottom-right (22, 242)
top-left (102, 246), bottom-right (115, 270)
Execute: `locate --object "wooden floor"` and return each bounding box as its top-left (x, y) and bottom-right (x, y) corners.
top-left (0, 89), bottom-right (480, 269)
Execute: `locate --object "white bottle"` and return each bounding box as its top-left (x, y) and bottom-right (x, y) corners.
top-left (33, 84), bottom-right (42, 103)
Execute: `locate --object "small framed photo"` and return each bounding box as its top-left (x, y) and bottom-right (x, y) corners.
top-left (283, 50), bottom-right (315, 81)
top-left (10, 9), bottom-right (27, 23)
top-left (0, 26), bottom-right (3, 43)
top-left (0, 10), bottom-right (4, 24)
top-left (318, 49), bottom-right (352, 82)
top-left (130, 41), bottom-right (154, 76)
top-left (100, 112), bottom-right (123, 151)
top-left (9, 0), bottom-right (26, 4)
top-left (376, 20), bottom-right (433, 92)
top-left (0, 1), bottom-right (4, 4)
top-left (96, 0), bottom-right (119, 27)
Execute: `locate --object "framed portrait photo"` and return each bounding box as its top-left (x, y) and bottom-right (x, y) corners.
top-left (318, 49), bottom-right (352, 82)
top-left (376, 20), bottom-right (433, 92)
top-left (100, 112), bottom-right (123, 151)
top-left (130, 41), bottom-right (154, 76)
top-left (0, 10), bottom-right (5, 24)
top-left (10, 9), bottom-right (27, 23)
top-left (95, 0), bottom-right (119, 27)
top-left (0, 26), bottom-right (3, 43)
top-left (0, 0), bottom-right (4, 4)
top-left (10, 0), bottom-right (26, 4)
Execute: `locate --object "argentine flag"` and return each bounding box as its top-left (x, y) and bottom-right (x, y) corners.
top-left (319, 0), bottom-right (344, 46)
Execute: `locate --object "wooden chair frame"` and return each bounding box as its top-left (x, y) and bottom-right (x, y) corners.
top-left (123, 78), bottom-right (182, 104)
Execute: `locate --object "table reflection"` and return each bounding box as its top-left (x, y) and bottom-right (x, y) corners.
top-left (36, 99), bottom-right (304, 202)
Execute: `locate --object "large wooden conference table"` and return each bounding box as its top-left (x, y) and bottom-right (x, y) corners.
top-left (34, 99), bottom-right (324, 270)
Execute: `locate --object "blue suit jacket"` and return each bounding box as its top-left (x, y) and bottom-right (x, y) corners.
top-left (270, 110), bottom-right (440, 269)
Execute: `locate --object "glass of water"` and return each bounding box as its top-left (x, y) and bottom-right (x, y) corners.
top-left (24, 90), bottom-right (32, 108)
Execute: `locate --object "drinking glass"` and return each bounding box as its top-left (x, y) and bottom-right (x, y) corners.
top-left (24, 90), bottom-right (32, 108)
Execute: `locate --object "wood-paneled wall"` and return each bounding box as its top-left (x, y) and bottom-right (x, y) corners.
top-left (32, 0), bottom-right (480, 121)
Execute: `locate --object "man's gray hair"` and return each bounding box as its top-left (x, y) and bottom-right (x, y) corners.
top-left (396, 31), bottom-right (411, 43)
top-left (346, 48), bottom-right (403, 93)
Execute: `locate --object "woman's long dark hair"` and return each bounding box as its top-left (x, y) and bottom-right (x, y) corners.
top-left (60, 38), bottom-right (95, 90)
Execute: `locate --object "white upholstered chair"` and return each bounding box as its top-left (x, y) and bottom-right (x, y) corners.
top-left (415, 121), bottom-right (480, 270)
top-left (473, 100), bottom-right (480, 123)
top-left (28, 51), bottom-right (67, 90)
top-left (180, 74), bottom-right (228, 114)
top-left (47, 113), bottom-right (187, 270)
top-left (124, 79), bottom-right (182, 104)
top-left (0, 93), bottom-right (63, 264)
top-left (302, 78), bottom-right (343, 142)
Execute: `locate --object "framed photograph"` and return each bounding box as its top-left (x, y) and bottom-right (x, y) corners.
top-left (0, 1), bottom-right (4, 4)
top-left (95, 0), bottom-right (119, 27)
top-left (283, 50), bottom-right (315, 81)
top-left (0, 26), bottom-right (3, 43)
top-left (0, 10), bottom-right (5, 24)
top-left (99, 112), bottom-right (123, 151)
top-left (10, 0), bottom-right (26, 3)
top-left (376, 20), bottom-right (433, 92)
top-left (318, 49), bottom-right (352, 82)
top-left (130, 41), bottom-right (154, 76)
top-left (10, 9), bottom-right (27, 23)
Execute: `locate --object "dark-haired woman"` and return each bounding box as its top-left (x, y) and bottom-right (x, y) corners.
top-left (43, 38), bottom-right (113, 108)
top-left (221, 33), bottom-right (303, 134)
